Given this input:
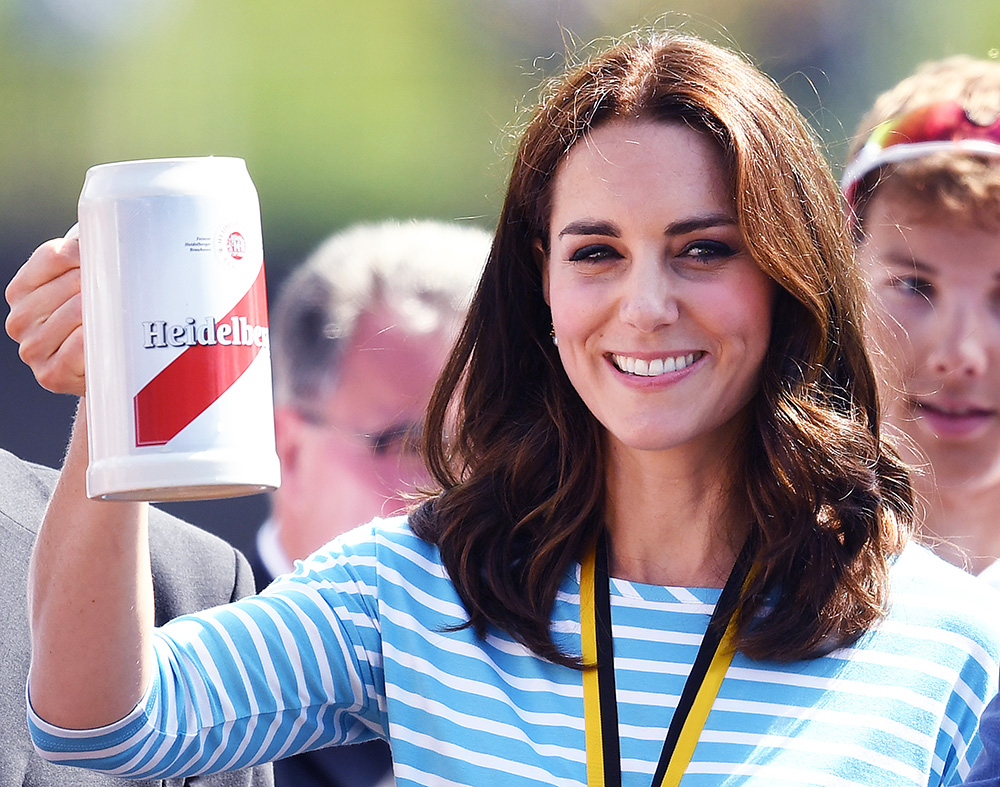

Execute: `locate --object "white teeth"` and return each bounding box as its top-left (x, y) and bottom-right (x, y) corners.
top-left (612, 352), bottom-right (700, 376)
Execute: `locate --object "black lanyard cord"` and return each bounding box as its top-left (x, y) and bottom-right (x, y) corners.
top-left (591, 532), bottom-right (755, 787)
top-left (594, 531), bottom-right (623, 784)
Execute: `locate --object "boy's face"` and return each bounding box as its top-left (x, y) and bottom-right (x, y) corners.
top-left (859, 191), bottom-right (1000, 491)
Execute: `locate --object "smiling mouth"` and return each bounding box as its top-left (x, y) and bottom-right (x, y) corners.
top-left (610, 351), bottom-right (704, 377)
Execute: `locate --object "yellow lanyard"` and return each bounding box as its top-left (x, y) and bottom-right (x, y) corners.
top-left (581, 534), bottom-right (751, 787)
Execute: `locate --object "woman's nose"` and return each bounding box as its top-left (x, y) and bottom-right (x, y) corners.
top-left (618, 258), bottom-right (680, 331)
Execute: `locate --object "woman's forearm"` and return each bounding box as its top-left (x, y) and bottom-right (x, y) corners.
top-left (28, 402), bottom-right (155, 729)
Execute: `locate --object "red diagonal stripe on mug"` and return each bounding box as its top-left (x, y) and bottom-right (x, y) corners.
top-left (133, 264), bottom-right (269, 447)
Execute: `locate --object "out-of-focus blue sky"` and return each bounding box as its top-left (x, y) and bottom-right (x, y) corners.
top-left (1, 0), bottom-right (997, 549)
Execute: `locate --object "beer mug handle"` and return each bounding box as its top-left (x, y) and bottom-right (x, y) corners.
top-left (65, 222), bottom-right (80, 242)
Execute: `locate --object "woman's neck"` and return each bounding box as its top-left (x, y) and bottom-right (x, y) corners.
top-left (603, 442), bottom-right (748, 588)
top-left (915, 474), bottom-right (1000, 575)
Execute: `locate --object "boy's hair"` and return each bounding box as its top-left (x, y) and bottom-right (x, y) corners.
top-left (847, 55), bottom-right (1000, 232)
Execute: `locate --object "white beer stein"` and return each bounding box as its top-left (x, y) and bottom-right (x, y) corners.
top-left (77, 156), bottom-right (281, 501)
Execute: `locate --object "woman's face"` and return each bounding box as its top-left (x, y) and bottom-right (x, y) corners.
top-left (859, 191), bottom-right (1000, 491)
top-left (539, 119), bottom-right (776, 464)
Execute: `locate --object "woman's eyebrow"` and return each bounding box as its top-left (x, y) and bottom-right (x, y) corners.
top-left (665, 213), bottom-right (737, 236)
top-left (557, 220), bottom-right (620, 238)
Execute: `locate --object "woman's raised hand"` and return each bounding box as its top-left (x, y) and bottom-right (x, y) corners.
top-left (5, 232), bottom-right (86, 396)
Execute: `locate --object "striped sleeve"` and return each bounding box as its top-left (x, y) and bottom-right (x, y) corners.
top-left (27, 519), bottom-right (393, 778)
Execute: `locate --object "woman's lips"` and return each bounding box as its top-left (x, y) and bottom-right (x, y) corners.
top-left (609, 351), bottom-right (705, 377)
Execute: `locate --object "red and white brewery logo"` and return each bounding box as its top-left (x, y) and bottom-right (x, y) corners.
top-left (226, 231), bottom-right (246, 260)
top-left (214, 223), bottom-right (253, 265)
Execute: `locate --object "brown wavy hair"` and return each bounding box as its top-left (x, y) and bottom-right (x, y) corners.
top-left (411, 30), bottom-right (913, 666)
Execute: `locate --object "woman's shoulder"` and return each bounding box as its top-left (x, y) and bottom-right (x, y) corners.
top-left (335, 514), bottom-right (436, 555)
top-left (288, 514), bottom-right (444, 581)
top-left (268, 514), bottom-right (468, 627)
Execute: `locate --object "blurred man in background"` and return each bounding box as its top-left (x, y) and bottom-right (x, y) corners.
top-left (254, 219), bottom-right (490, 787)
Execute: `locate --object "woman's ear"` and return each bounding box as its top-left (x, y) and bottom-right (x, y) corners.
top-left (533, 238), bottom-right (550, 306)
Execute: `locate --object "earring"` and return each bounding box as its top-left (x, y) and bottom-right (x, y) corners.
top-left (550, 325), bottom-right (559, 347)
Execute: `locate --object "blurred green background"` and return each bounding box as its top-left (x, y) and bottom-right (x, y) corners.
top-left (2, 0), bottom-right (998, 551)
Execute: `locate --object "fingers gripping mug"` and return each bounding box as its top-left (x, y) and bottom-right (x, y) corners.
top-left (77, 156), bottom-right (281, 501)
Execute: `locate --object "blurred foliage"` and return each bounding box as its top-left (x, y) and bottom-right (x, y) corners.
top-left (0, 0), bottom-right (998, 274)
top-left (0, 0), bottom-right (529, 269)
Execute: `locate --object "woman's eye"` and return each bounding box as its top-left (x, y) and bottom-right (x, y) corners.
top-left (680, 240), bottom-right (736, 262)
top-left (568, 244), bottom-right (619, 262)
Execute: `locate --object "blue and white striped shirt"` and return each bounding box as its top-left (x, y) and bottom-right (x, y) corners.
top-left (29, 517), bottom-right (1000, 785)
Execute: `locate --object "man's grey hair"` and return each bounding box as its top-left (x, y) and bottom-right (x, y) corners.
top-left (271, 219), bottom-right (491, 408)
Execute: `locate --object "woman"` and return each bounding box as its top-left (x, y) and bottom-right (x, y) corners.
top-left (843, 55), bottom-right (1000, 586)
top-left (7, 30), bottom-right (999, 786)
